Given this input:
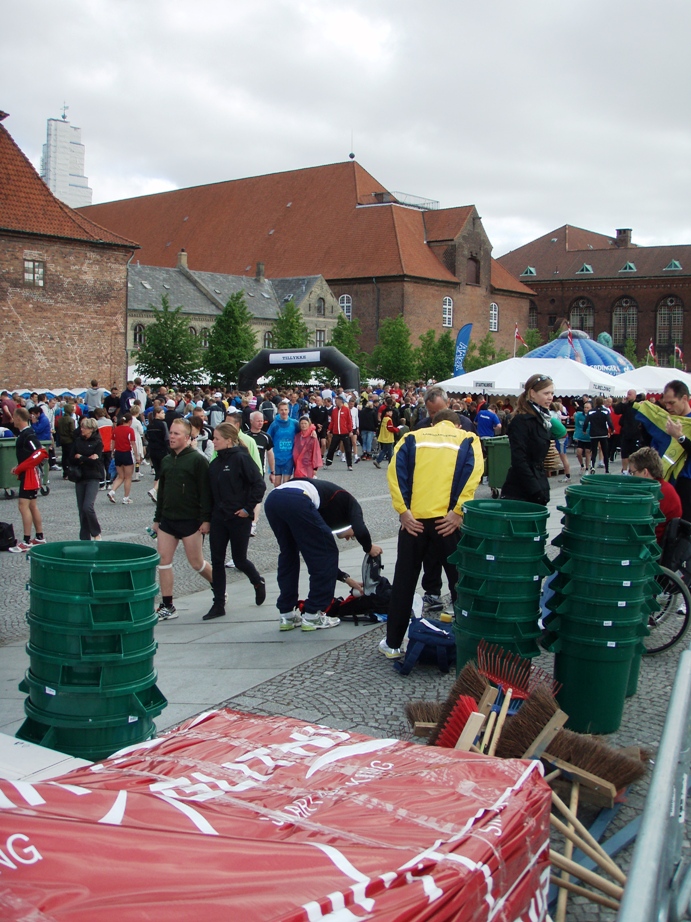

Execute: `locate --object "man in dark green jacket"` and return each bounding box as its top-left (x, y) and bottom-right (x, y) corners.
top-left (152, 417), bottom-right (212, 620)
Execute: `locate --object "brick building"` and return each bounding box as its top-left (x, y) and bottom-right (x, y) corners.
top-left (498, 225), bottom-right (691, 365)
top-left (81, 161), bottom-right (533, 356)
top-left (127, 251), bottom-right (339, 367)
top-left (0, 115), bottom-right (137, 389)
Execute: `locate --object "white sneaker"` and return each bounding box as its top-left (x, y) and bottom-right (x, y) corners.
top-left (250, 521), bottom-right (257, 537)
top-left (353, 454), bottom-right (359, 464)
top-left (107, 490), bottom-right (116, 504)
top-left (279, 611), bottom-right (303, 631)
top-left (558, 475), bottom-right (571, 483)
top-left (225, 558), bottom-right (235, 568)
top-left (378, 637), bottom-right (403, 659)
top-left (132, 474), bottom-right (141, 482)
top-left (301, 611), bottom-right (340, 631)
top-left (122, 496), bottom-right (133, 504)
top-left (147, 488), bottom-right (157, 503)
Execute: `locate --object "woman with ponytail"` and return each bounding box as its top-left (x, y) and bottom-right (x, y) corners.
top-left (501, 374), bottom-right (566, 505)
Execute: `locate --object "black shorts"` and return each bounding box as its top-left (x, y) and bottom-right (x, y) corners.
top-left (620, 436), bottom-right (641, 460)
top-left (158, 517), bottom-right (201, 540)
top-left (18, 484), bottom-right (38, 500)
top-left (114, 450), bottom-right (134, 466)
top-left (573, 439), bottom-right (591, 450)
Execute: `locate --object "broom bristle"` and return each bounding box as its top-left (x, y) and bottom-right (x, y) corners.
top-left (494, 685), bottom-right (559, 759)
top-left (477, 639), bottom-right (561, 699)
top-left (425, 662), bottom-right (489, 746)
top-left (546, 730), bottom-right (648, 789)
top-left (433, 695), bottom-right (479, 748)
top-left (405, 700), bottom-right (444, 728)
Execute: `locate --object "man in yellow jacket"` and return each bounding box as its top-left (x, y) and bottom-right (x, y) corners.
top-left (380, 409), bottom-right (483, 658)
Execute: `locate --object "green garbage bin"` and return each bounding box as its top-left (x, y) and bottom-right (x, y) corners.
top-left (0, 437), bottom-right (52, 496)
top-left (481, 436), bottom-right (511, 498)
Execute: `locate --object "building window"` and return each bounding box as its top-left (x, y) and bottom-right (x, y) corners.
top-left (263, 331), bottom-right (273, 348)
top-left (619, 262), bottom-right (637, 273)
top-left (189, 326), bottom-right (197, 336)
top-left (200, 328), bottom-right (209, 348)
top-left (569, 297), bottom-right (594, 339)
top-left (315, 329), bottom-right (326, 347)
top-left (656, 296), bottom-right (684, 364)
top-left (576, 263), bottom-right (594, 274)
top-left (467, 256), bottom-right (480, 285)
top-left (133, 324), bottom-right (145, 347)
top-left (612, 296), bottom-right (638, 348)
top-left (489, 302), bottom-right (499, 332)
top-left (665, 259), bottom-right (683, 271)
top-left (316, 298), bottom-right (325, 317)
top-left (521, 266), bottom-right (537, 277)
top-left (442, 297), bottom-right (453, 327)
top-left (24, 259), bottom-right (44, 287)
top-left (339, 294), bottom-right (352, 321)
top-left (528, 301), bottom-right (538, 329)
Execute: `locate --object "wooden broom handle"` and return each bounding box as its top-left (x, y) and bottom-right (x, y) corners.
top-left (549, 875), bottom-right (620, 911)
top-left (487, 689), bottom-right (512, 757)
top-left (551, 791), bottom-right (627, 885)
top-left (555, 781), bottom-right (579, 922)
top-left (549, 850), bottom-right (624, 900)
top-left (550, 814), bottom-right (627, 886)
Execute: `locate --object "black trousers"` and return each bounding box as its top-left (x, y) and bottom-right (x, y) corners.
top-left (326, 432), bottom-right (352, 466)
top-left (386, 520), bottom-right (460, 649)
top-left (209, 515), bottom-right (261, 607)
top-left (590, 436), bottom-right (610, 472)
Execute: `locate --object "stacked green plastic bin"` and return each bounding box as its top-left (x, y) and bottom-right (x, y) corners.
top-left (546, 476), bottom-right (663, 733)
top-left (16, 541), bottom-right (166, 761)
top-left (481, 436), bottom-right (511, 498)
top-left (450, 499), bottom-right (552, 672)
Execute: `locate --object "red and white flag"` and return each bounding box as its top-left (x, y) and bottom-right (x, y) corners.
top-left (515, 323), bottom-right (527, 347)
top-left (648, 339), bottom-right (658, 364)
top-left (675, 344), bottom-right (684, 363)
top-left (567, 323), bottom-right (575, 350)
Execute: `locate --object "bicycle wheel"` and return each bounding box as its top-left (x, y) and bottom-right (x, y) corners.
top-left (643, 566), bottom-right (691, 655)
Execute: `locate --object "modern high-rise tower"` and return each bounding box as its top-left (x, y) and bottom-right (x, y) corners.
top-left (40, 114), bottom-right (93, 208)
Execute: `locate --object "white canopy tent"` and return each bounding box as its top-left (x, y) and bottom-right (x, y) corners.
top-left (437, 357), bottom-right (630, 398)
top-left (615, 365), bottom-right (691, 394)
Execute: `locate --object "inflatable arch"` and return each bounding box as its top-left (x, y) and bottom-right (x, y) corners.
top-left (238, 347), bottom-right (360, 392)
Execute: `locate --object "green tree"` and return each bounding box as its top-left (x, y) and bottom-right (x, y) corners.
top-left (623, 337), bottom-right (644, 367)
top-left (463, 333), bottom-right (509, 372)
top-left (369, 315), bottom-right (417, 383)
top-left (205, 291), bottom-right (257, 386)
top-left (268, 300), bottom-right (311, 387)
top-left (516, 327), bottom-right (543, 357)
top-left (416, 330), bottom-right (456, 381)
top-left (134, 294), bottom-right (203, 387)
top-left (315, 312), bottom-right (368, 385)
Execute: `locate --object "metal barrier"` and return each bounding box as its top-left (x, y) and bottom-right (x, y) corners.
top-left (617, 649), bottom-right (691, 921)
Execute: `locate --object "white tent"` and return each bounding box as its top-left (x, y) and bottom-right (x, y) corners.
top-left (615, 365), bottom-right (691, 394)
top-left (437, 357), bottom-right (630, 398)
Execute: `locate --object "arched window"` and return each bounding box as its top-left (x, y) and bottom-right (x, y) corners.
top-left (339, 294), bottom-right (352, 321)
top-left (611, 296), bottom-right (638, 348)
top-left (466, 256), bottom-right (480, 285)
top-left (528, 300), bottom-right (538, 329)
top-left (189, 326), bottom-right (197, 337)
top-left (442, 297), bottom-right (453, 328)
top-left (263, 331), bottom-right (274, 349)
top-left (569, 297), bottom-right (594, 339)
top-left (200, 328), bottom-right (209, 348)
top-left (316, 297), bottom-right (325, 317)
top-left (489, 302), bottom-right (499, 332)
top-left (133, 324), bottom-right (145, 347)
top-left (656, 295), bottom-right (684, 365)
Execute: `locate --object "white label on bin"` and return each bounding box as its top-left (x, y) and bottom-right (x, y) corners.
top-left (128, 715), bottom-right (139, 724)
top-left (45, 686), bottom-right (56, 696)
top-left (607, 642), bottom-right (617, 647)
top-left (485, 554), bottom-right (495, 561)
top-left (623, 581), bottom-right (631, 587)
top-left (622, 560), bottom-right (630, 566)
top-left (534, 536), bottom-right (541, 542)
top-left (604, 620), bottom-right (613, 626)
top-left (618, 601), bottom-right (626, 607)
top-left (461, 610), bottom-right (469, 617)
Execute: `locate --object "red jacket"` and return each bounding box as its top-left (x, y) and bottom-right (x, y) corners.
top-left (329, 405), bottom-right (352, 435)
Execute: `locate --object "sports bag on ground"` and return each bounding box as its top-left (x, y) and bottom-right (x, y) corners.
top-left (394, 616), bottom-right (456, 676)
top-left (0, 521), bottom-right (17, 550)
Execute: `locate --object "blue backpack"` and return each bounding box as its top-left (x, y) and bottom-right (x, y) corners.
top-left (394, 617), bottom-right (456, 676)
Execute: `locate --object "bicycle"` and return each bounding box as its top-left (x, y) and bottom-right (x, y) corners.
top-left (643, 565), bottom-right (691, 655)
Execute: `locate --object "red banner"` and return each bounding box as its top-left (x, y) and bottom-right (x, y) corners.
top-left (0, 709), bottom-right (551, 921)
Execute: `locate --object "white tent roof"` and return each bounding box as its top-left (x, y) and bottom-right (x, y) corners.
top-left (437, 357), bottom-right (630, 398)
top-left (615, 365), bottom-right (691, 394)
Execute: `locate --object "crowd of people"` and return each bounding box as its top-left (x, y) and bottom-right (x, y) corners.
top-left (3, 372), bottom-right (691, 652)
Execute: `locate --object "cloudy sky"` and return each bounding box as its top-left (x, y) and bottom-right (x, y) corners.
top-left (4, 0), bottom-right (690, 255)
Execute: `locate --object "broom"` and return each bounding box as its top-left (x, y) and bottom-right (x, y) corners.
top-left (477, 639), bottom-right (561, 700)
top-left (426, 662), bottom-right (490, 745)
top-left (433, 695), bottom-right (482, 748)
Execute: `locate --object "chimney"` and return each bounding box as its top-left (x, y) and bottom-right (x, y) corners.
top-left (615, 229), bottom-right (632, 248)
top-left (256, 262), bottom-right (265, 282)
top-left (177, 248), bottom-right (188, 269)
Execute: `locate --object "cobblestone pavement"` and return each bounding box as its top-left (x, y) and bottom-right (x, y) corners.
top-left (2, 460), bottom-right (684, 920)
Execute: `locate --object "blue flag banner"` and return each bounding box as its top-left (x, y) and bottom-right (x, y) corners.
top-left (454, 323), bottom-right (473, 375)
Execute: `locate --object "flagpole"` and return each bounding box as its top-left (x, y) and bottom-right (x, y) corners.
top-left (513, 323), bottom-right (517, 358)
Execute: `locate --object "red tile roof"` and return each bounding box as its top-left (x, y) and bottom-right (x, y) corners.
top-left (81, 161), bottom-right (458, 282)
top-left (423, 207), bottom-right (474, 242)
top-left (490, 258), bottom-right (535, 295)
top-left (498, 223), bottom-right (691, 281)
top-left (0, 124), bottom-right (137, 248)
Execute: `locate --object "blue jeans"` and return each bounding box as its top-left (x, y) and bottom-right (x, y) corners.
top-left (361, 430), bottom-right (374, 454)
top-left (375, 443), bottom-right (394, 465)
top-left (264, 488), bottom-right (339, 614)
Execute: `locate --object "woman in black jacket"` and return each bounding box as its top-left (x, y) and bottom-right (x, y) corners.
top-left (583, 396), bottom-right (615, 473)
top-left (145, 405), bottom-right (169, 502)
top-left (205, 422), bottom-right (267, 621)
top-left (71, 417), bottom-right (104, 540)
top-left (501, 374), bottom-right (563, 505)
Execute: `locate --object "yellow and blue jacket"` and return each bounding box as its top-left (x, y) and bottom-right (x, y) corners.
top-left (387, 419), bottom-right (483, 519)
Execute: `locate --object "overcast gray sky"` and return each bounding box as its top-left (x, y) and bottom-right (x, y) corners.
top-left (4, 0), bottom-right (690, 256)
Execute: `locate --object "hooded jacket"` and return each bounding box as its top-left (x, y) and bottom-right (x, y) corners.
top-left (208, 445), bottom-right (266, 520)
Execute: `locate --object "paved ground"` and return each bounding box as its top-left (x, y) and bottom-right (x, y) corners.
top-left (0, 456), bottom-right (685, 921)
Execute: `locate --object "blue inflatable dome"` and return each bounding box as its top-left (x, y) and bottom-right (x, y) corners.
top-left (525, 329), bottom-right (634, 376)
